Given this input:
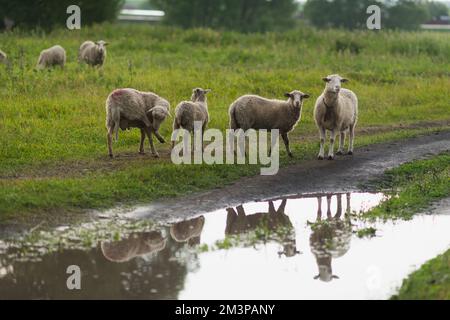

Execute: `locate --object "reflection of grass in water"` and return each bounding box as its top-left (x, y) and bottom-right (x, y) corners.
top-left (1, 218), bottom-right (155, 262)
top-left (392, 249), bottom-right (450, 300)
top-left (364, 152), bottom-right (450, 220)
top-left (212, 218), bottom-right (295, 252)
top-left (355, 227), bottom-right (377, 238)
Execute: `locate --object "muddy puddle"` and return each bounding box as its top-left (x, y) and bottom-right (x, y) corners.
top-left (0, 192), bottom-right (449, 300)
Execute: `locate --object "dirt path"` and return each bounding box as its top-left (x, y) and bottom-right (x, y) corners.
top-left (1, 120), bottom-right (448, 181)
top-left (124, 130), bottom-right (450, 223)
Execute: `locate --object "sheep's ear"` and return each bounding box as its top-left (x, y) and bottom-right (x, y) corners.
top-left (332, 275), bottom-right (340, 279)
top-left (302, 93), bottom-right (310, 99)
top-left (146, 110), bottom-right (154, 123)
top-left (341, 78), bottom-right (349, 83)
top-left (314, 275), bottom-right (320, 280)
top-left (284, 93), bottom-right (292, 98)
top-left (204, 89), bottom-right (212, 94)
top-left (104, 42), bottom-right (109, 46)
top-left (322, 77), bottom-right (331, 83)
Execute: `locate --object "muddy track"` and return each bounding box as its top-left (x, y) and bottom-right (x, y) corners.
top-left (126, 130), bottom-right (450, 223)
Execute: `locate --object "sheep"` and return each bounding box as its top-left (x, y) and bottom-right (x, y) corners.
top-left (79, 40), bottom-right (108, 67)
top-left (36, 45), bottom-right (66, 69)
top-left (314, 74), bottom-right (358, 160)
top-left (226, 199), bottom-right (299, 257)
top-left (105, 88), bottom-right (171, 158)
top-left (229, 90), bottom-right (310, 158)
top-left (170, 216), bottom-right (205, 246)
top-left (310, 193), bottom-right (352, 282)
top-left (171, 88), bottom-right (211, 150)
top-left (101, 231), bottom-right (166, 263)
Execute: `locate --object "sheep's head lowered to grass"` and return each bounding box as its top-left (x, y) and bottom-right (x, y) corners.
top-left (322, 74), bottom-right (349, 94)
top-left (284, 90), bottom-right (310, 108)
top-left (147, 106), bottom-right (171, 133)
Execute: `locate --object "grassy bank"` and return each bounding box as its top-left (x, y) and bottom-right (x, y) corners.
top-left (365, 152), bottom-right (450, 220)
top-left (0, 24), bottom-right (449, 220)
top-left (362, 153), bottom-right (450, 299)
top-left (392, 249), bottom-right (450, 300)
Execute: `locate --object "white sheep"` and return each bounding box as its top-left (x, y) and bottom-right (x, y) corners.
top-left (106, 88), bottom-right (170, 158)
top-left (36, 45), bottom-right (66, 69)
top-left (228, 90), bottom-right (310, 157)
top-left (171, 88), bottom-right (211, 149)
top-left (314, 74), bottom-right (358, 160)
top-left (79, 40), bottom-right (108, 67)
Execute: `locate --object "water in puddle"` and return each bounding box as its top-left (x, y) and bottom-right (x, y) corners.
top-left (0, 192), bottom-right (449, 300)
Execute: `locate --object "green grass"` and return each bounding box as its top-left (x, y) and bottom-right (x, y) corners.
top-left (364, 152), bottom-right (450, 220)
top-left (392, 249), bottom-right (450, 300)
top-left (0, 24), bottom-right (449, 220)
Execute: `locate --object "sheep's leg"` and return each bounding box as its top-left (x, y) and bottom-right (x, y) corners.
top-left (328, 129), bottom-right (337, 160)
top-left (337, 132), bottom-right (345, 155)
top-left (107, 128), bottom-right (114, 158)
top-left (316, 196), bottom-right (322, 221)
top-left (153, 130), bottom-right (165, 144)
top-left (144, 127), bottom-right (159, 158)
top-left (335, 194), bottom-right (342, 219)
top-left (281, 133), bottom-right (293, 158)
top-left (326, 194), bottom-right (332, 219)
top-left (348, 124), bottom-right (355, 155)
top-left (318, 127), bottom-right (326, 160)
top-left (139, 129), bottom-right (146, 155)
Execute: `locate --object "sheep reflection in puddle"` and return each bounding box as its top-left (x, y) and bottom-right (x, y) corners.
top-left (309, 193), bottom-right (352, 282)
top-left (100, 216), bottom-right (206, 262)
top-left (225, 199), bottom-right (299, 258)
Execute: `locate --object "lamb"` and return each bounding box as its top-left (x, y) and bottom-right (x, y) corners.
top-left (229, 90), bottom-right (310, 157)
top-left (105, 88), bottom-right (171, 158)
top-left (313, 74), bottom-right (358, 160)
top-left (79, 40), bottom-right (108, 67)
top-left (171, 88), bottom-right (211, 149)
top-left (36, 45), bottom-right (66, 69)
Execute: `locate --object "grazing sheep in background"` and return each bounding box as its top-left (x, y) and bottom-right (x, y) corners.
top-left (229, 90), bottom-right (310, 157)
top-left (106, 88), bottom-right (170, 158)
top-left (172, 88), bottom-right (211, 150)
top-left (36, 45), bottom-right (66, 69)
top-left (79, 40), bottom-right (108, 67)
top-left (314, 74), bottom-right (358, 160)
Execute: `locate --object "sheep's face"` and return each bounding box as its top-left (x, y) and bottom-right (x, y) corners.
top-left (191, 88), bottom-right (211, 102)
top-left (314, 264), bottom-right (340, 282)
top-left (322, 74), bottom-right (349, 94)
top-left (96, 40), bottom-right (108, 55)
top-left (148, 106), bottom-right (170, 131)
top-left (284, 90), bottom-right (310, 108)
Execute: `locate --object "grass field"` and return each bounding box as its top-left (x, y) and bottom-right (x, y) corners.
top-left (0, 24), bottom-right (449, 220)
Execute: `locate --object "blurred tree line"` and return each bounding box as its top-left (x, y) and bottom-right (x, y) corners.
top-left (304, 0), bottom-right (449, 30)
top-left (0, 0), bottom-right (124, 31)
top-left (151, 0), bottom-right (449, 31)
top-left (150, 0), bottom-right (298, 32)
